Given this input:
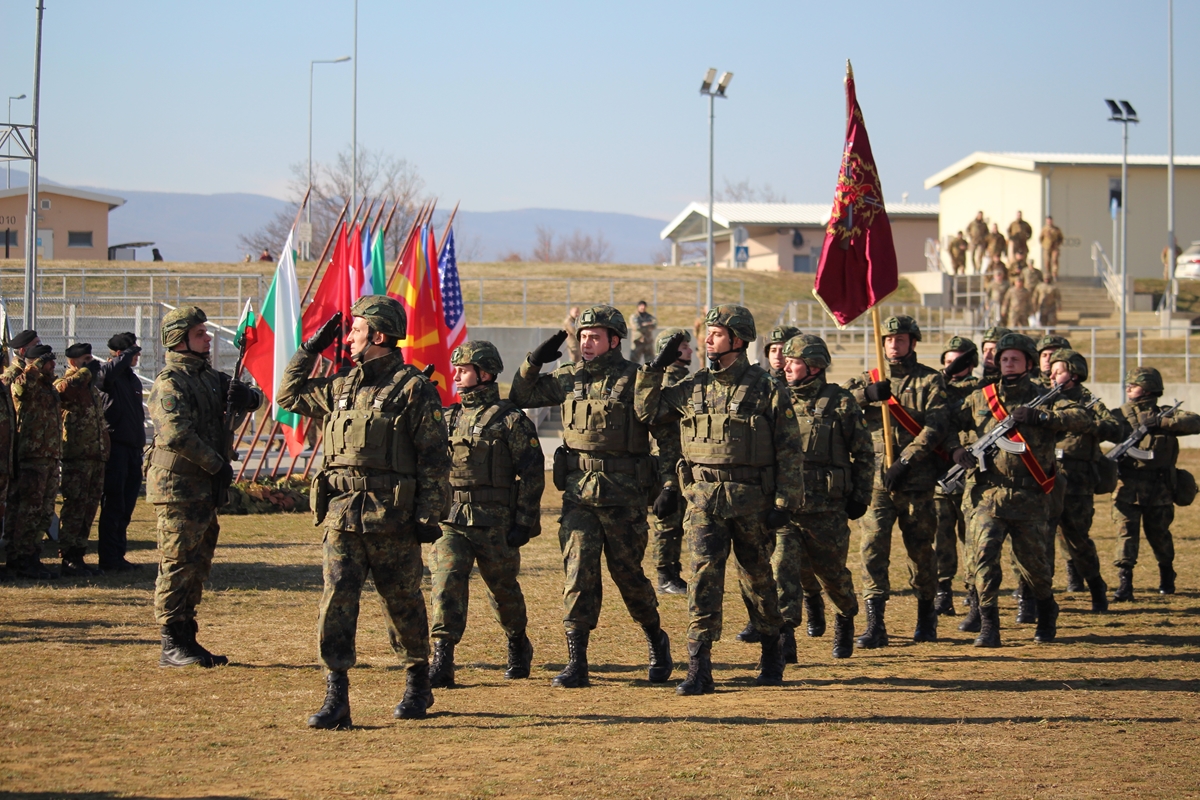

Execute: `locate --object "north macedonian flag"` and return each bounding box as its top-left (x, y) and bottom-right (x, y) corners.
top-left (813, 61), bottom-right (898, 328)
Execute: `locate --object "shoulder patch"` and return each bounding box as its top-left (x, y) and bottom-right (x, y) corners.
top-left (160, 395), bottom-right (177, 412)
top-left (530, 436), bottom-right (540, 448)
top-left (432, 409), bottom-right (443, 421)
top-left (785, 407), bottom-right (794, 418)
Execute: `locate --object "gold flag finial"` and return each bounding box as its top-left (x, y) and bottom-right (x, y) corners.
top-left (846, 59), bottom-right (854, 81)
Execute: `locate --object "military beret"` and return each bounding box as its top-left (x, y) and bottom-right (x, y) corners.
top-left (65, 342), bottom-right (92, 358)
top-left (9, 329), bottom-right (38, 349)
top-left (26, 344), bottom-right (55, 361)
top-left (108, 332), bottom-right (137, 351)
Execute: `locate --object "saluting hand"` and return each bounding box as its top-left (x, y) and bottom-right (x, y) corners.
top-left (302, 311), bottom-right (343, 354)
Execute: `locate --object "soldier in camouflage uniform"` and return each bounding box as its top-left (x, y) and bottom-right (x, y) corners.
top-left (1110, 367), bottom-right (1200, 601)
top-left (967, 212), bottom-right (989, 273)
top-left (1035, 335), bottom-right (1071, 386)
top-left (1008, 211), bottom-right (1033, 260)
top-left (428, 341), bottom-right (543, 689)
top-left (636, 305), bottom-right (804, 694)
top-left (630, 301), bottom-right (658, 365)
top-left (148, 307), bottom-right (261, 669)
top-left (278, 296), bottom-right (449, 727)
top-left (54, 342), bottom-right (110, 577)
top-left (648, 327), bottom-right (693, 595)
top-left (761, 325), bottom-right (802, 383)
top-left (1, 329), bottom-right (40, 387)
top-left (844, 316), bottom-right (949, 648)
top-left (0, 359), bottom-right (13, 576)
top-left (979, 326), bottom-right (1012, 387)
top-left (6, 344), bottom-right (60, 579)
top-left (509, 305), bottom-right (673, 689)
top-left (951, 333), bottom-right (1090, 646)
top-left (933, 336), bottom-right (981, 616)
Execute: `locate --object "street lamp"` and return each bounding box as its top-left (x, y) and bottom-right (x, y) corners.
top-left (1107, 98), bottom-right (1138, 382)
top-left (700, 68), bottom-right (732, 312)
top-left (7, 94), bottom-right (26, 190)
top-left (307, 56), bottom-right (351, 261)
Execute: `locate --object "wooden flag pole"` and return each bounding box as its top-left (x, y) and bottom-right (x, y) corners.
top-left (378, 198), bottom-right (399, 238)
top-left (299, 199), bottom-right (350, 305)
top-left (871, 305), bottom-right (895, 469)
top-left (386, 200), bottom-right (434, 289)
top-left (250, 421), bottom-right (282, 481)
top-left (236, 411), bottom-right (267, 482)
top-left (437, 200), bottom-right (460, 254)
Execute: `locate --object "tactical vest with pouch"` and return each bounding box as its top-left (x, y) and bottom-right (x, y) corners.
top-left (447, 400), bottom-right (517, 506)
top-left (796, 383), bottom-right (852, 500)
top-left (1118, 403), bottom-right (1178, 474)
top-left (561, 362), bottom-right (649, 456)
top-left (680, 366), bottom-right (775, 487)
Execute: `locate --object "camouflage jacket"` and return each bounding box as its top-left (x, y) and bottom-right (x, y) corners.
top-left (1008, 219), bottom-right (1033, 246)
top-left (650, 362), bottom-right (690, 491)
top-left (278, 347), bottom-right (450, 533)
top-left (967, 219), bottom-right (988, 245)
top-left (0, 358), bottom-right (25, 388)
top-left (1055, 384), bottom-right (1127, 495)
top-left (935, 373), bottom-right (981, 494)
top-left (1001, 287), bottom-right (1031, 321)
top-left (787, 375), bottom-right (873, 513)
top-left (845, 355), bottom-right (950, 493)
top-left (986, 231), bottom-right (1007, 257)
top-left (635, 352), bottom-right (805, 518)
top-left (949, 236), bottom-right (969, 263)
top-left (1114, 397), bottom-right (1200, 507)
top-left (444, 382), bottom-right (544, 533)
top-left (1032, 283), bottom-right (1060, 318)
top-left (55, 363), bottom-right (111, 462)
top-left (0, 379), bottom-right (15, 477)
top-left (631, 311), bottom-right (657, 343)
top-left (13, 364), bottom-right (62, 462)
top-left (953, 374), bottom-right (1090, 518)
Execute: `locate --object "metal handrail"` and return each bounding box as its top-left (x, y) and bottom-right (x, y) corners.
top-left (1092, 241), bottom-right (1124, 312)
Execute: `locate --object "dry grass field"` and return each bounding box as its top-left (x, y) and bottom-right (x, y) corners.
top-left (3, 458), bottom-right (1200, 798)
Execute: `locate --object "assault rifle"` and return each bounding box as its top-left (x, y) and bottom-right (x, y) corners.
top-left (1105, 399), bottom-right (1182, 463)
top-left (938, 382), bottom-right (1064, 494)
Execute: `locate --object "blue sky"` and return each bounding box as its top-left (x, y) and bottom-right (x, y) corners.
top-left (2, 0), bottom-right (1196, 219)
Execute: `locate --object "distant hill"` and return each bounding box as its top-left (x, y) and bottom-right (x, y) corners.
top-left (441, 208), bottom-right (669, 264)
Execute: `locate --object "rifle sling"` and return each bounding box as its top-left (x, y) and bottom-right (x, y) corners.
top-left (982, 383), bottom-right (1055, 494)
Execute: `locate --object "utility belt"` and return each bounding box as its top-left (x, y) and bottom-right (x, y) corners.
top-left (149, 448), bottom-right (208, 478)
top-left (975, 470), bottom-right (1047, 493)
top-left (683, 463), bottom-right (775, 489)
top-left (312, 468), bottom-right (417, 526)
top-left (450, 487), bottom-right (513, 505)
top-left (326, 472), bottom-right (408, 493)
top-left (568, 452), bottom-right (643, 475)
top-left (551, 445), bottom-right (658, 493)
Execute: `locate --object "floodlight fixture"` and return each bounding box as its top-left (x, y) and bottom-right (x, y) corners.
top-left (1105, 99), bottom-right (1123, 120)
top-left (716, 71), bottom-right (733, 96)
top-left (1120, 100), bottom-right (1138, 122)
top-left (700, 68), bottom-right (717, 94)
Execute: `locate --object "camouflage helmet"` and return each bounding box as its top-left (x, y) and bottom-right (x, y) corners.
top-left (881, 315), bottom-right (921, 342)
top-left (995, 332), bottom-right (1038, 363)
top-left (451, 340), bottom-right (504, 376)
top-left (577, 305), bottom-right (627, 339)
top-left (350, 294), bottom-right (407, 339)
top-left (1036, 333), bottom-right (1072, 354)
top-left (1125, 366), bottom-right (1164, 396)
top-left (940, 335), bottom-right (979, 369)
top-left (704, 304), bottom-right (757, 343)
top-left (161, 305), bottom-right (207, 348)
top-left (783, 333), bottom-right (831, 370)
top-left (768, 325), bottom-right (802, 346)
top-left (1049, 348), bottom-right (1089, 382)
top-left (981, 325), bottom-right (1012, 344)
top-left (655, 326), bottom-right (691, 356)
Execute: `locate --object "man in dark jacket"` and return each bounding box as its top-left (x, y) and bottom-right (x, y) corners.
top-left (96, 332), bottom-right (146, 572)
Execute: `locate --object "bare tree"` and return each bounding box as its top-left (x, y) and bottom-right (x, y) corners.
top-left (564, 230), bottom-right (611, 263)
top-left (532, 225), bottom-right (566, 262)
top-left (717, 178), bottom-right (787, 203)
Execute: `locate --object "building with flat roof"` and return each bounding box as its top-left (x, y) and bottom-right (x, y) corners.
top-left (0, 184), bottom-right (125, 261)
top-left (660, 201), bottom-right (938, 273)
top-left (925, 152), bottom-right (1200, 279)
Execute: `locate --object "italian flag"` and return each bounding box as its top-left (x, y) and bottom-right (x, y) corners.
top-left (242, 228), bottom-right (305, 456)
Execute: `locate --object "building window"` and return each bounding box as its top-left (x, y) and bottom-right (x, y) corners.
top-left (40, 199), bottom-right (51, 210)
top-left (68, 231), bottom-right (93, 248)
top-left (2, 230), bottom-right (16, 247)
top-left (793, 254), bottom-right (812, 273)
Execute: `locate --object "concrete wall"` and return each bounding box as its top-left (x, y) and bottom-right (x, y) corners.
top-left (737, 218), bottom-right (935, 274)
top-left (892, 217), bottom-right (939, 273)
top-left (0, 190), bottom-right (112, 260)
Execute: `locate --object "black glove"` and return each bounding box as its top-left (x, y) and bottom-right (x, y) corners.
top-left (649, 333), bottom-right (686, 371)
top-left (127, 344), bottom-right (143, 356)
top-left (415, 522), bottom-right (443, 544)
top-left (882, 457), bottom-right (909, 492)
top-left (952, 447), bottom-right (976, 469)
top-left (846, 499), bottom-right (869, 520)
top-left (506, 524), bottom-right (532, 548)
top-left (83, 358), bottom-right (103, 375)
top-left (302, 311), bottom-right (343, 354)
top-left (214, 462), bottom-right (235, 504)
top-left (652, 485), bottom-right (679, 518)
top-left (864, 381), bottom-right (892, 404)
top-left (1011, 406), bottom-right (1047, 426)
top-left (942, 351), bottom-right (974, 379)
top-left (229, 381), bottom-right (259, 410)
top-left (765, 507), bottom-right (791, 529)
top-left (530, 330), bottom-right (568, 366)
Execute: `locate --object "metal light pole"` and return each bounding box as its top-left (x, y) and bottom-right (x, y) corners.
top-left (23, 0), bottom-right (45, 331)
top-left (699, 69), bottom-right (732, 311)
top-left (308, 56), bottom-right (350, 261)
top-left (1107, 99), bottom-right (1138, 382)
top-left (351, 0), bottom-right (358, 223)
top-left (6, 94), bottom-right (25, 190)
top-left (1166, 0), bottom-right (1177, 314)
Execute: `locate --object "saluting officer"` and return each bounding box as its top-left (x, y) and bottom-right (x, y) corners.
top-left (7, 344), bottom-right (60, 580)
top-left (54, 342), bottom-right (110, 577)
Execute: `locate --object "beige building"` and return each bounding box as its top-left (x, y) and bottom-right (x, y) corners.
top-left (925, 152), bottom-right (1200, 279)
top-left (659, 201), bottom-right (939, 273)
top-left (0, 184), bottom-right (125, 261)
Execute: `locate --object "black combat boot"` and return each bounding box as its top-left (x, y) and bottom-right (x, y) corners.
top-left (755, 634), bottom-right (785, 686)
top-left (60, 548), bottom-right (101, 577)
top-left (307, 670), bottom-right (351, 730)
top-left (1015, 579), bottom-right (1037, 623)
top-left (657, 568), bottom-right (687, 595)
top-left (394, 663), bottom-right (435, 720)
top-left (831, 614), bottom-right (854, 659)
top-left (958, 586), bottom-right (981, 633)
top-left (12, 556), bottom-right (57, 580)
top-left (675, 640), bottom-right (714, 696)
top-left (1087, 575), bottom-right (1109, 613)
top-left (159, 621), bottom-right (208, 668)
top-left (429, 639), bottom-right (455, 688)
top-left (804, 593), bottom-right (826, 637)
top-left (855, 598), bottom-right (888, 649)
top-left (1159, 563), bottom-right (1176, 595)
top-left (1034, 597), bottom-right (1059, 643)
top-left (1112, 567), bottom-right (1134, 602)
top-left (735, 621), bottom-right (761, 643)
top-left (934, 579), bottom-right (956, 616)
top-left (974, 605), bottom-right (1001, 648)
top-left (551, 629), bottom-right (590, 688)
top-left (504, 632), bottom-right (533, 679)
top-left (913, 597), bottom-right (938, 643)
top-left (1065, 560), bottom-right (1085, 592)
top-left (644, 625), bottom-right (673, 683)
top-left (779, 624), bottom-right (798, 664)
top-left (189, 619), bottom-right (228, 667)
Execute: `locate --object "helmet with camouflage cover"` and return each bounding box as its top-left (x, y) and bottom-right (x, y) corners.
top-left (654, 326), bottom-right (691, 356)
top-left (704, 304), bottom-right (756, 343)
top-left (451, 340), bottom-right (504, 376)
top-left (1125, 366), bottom-right (1163, 396)
top-left (350, 294), bottom-right (407, 339)
top-left (783, 333), bottom-right (831, 370)
top-left (1036, 334), bottom-right (1072, 354)
top-left (940, 335), bottom-right (979, 369)
top-left (576, 304), bottom-right (628, 339)
top-left (768, 325), bottom-right (802, 346)
top-left (995, 332), bottom-right (1038, 364)
top-left (1049, 348), bottom-right (1089, 382)
top-left (161, 305), bottom-right (207, 348)
top-left (881, 315), bottom-right (922, 342)
top-left (981, 325), bottom-right (1012, 344)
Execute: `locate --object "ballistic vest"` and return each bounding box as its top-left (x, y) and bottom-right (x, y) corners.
top-left (1118, 401), bottom-right (1178, 473)
top-left (680, 366), bottom-right (774, 468)
top-left (447, 400), bottom-right (516, 490)
top-left (796, 383), bottom-right (852, 475)
top-left (322, 366), bottom-right (422, 477)
top-left (561, 362), bottom-right (649, 455)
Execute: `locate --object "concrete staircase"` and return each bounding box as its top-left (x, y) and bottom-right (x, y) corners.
top-left (1056, 277), bottom-right (1116, 327)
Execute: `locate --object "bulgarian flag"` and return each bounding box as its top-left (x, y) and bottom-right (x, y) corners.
top-left (243, 228), bottom-right (305, 456)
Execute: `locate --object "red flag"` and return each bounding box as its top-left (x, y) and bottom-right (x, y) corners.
top-left (387, 223), bottom-right (455, 405)
top-left (301, 222), bottom-right (353, 360)
top-left (813, 61), bottom-right (898, 328)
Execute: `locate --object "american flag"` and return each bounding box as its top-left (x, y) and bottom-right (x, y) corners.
top-left (439, 227), bottom-right (467, 352)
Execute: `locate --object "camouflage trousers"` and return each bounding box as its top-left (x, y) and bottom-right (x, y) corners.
top-left (630, 339), bottom-right (655, 365)
top-left (858, 488), bottom-right (938, 602)
top-left (1052, 493), bottom-right (1102, 581)
top-left (7, 459), bottom-right (56, 561)
top-left (153, 500), bottom-right (220, 626)
top-left (1112, 500), bottom-right (1175, 570)
top-left (59, 459), bottom-right (105, 553)
top-left (687, 506), bottom-right (783, 643)
top-left (934, 489), bottom-right (966, 585)
top-left (319, 527), bottom-right (429, 672)
top-left (559, 501), bottom-right (660, 633)
top-left (431, 522), bottom-right (528, 644)
top-left (649, 500), bottom-right (684, 574)
top-left (788, 510), bottom-right (858, 618)
top-left (965, 489), bottom-right (1054, 608)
